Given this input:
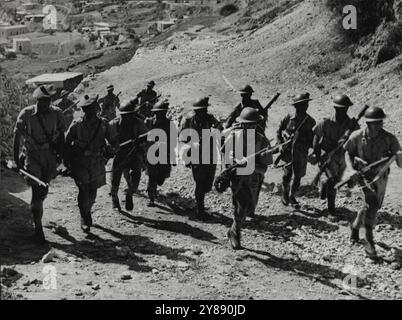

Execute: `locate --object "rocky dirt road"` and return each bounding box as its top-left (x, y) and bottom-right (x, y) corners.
top-left (2, 0), bottom-right (402, 300)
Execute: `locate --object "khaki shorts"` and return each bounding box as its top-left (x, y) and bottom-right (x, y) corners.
top-left (24, 150), bottom-right (57, 185)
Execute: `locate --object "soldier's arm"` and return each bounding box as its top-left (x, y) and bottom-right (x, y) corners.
top-left (56, 109), bottom-right (66, 158)
top-left (305, 118), bottom-right (316, 148)
top-left (64, 123), bottom-right (77, 167)
top-left (390, 134), bottom-right (402, 168)
top-left (344, 151), bottom-right (357, 174)
top-left (13, 132), bottom-right (22, 169)
top-left (178, 117), bottom-right (190, 143)
top-left (13, 109), bottom-right (27, 169)
top-left (276, 115), bottom-right (289, 144)
top-left (105, 121), bottom-right (119, 152)
top-left (224, 104), bottom-right (241, 129)
top-left (210, 114), bottom-right (224, 131)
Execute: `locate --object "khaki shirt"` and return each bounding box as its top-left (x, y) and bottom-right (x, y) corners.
top-left (314, 116), bottom-right (356, 153)
top-left (277, 113), bottom-right (316, 154)
top-left (179, 112), bottom-right (223, 165)
top-left (14, 105), bottom-right (65, 153)
top-left (66, 116), bottom-right (117, 158)
top-left (99, 93), bottom-right (120, 121)
top-left (225, 128), bottom-right (272, 175)
top-left (344, 128), bottom-right (401, 164)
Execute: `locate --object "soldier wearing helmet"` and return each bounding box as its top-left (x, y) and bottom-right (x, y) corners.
top-left (65, 94), bottom-right (119, 233)
top-left (13, 85), bottom-right (65, 244)
top-left (224, 85), bottom-right (266, 131)
top-left (224, 107), bottom-right (273, 249)
top-left (344, 106), bottom-right (402, 260)
top-left (99, 84), bottom-right (120, 121)
top-left (145, 100), bottom-right (174, 207)
top-left (313, 94), bottom-right (358, 220)
top-left (109, 99), bottom-right (149, 212)
top-left (179, 97), bottom-right (223, 219)
top-left (276, 93), bottom-right (316, 208)
top-left (136, 80), bottom-right (159, 119)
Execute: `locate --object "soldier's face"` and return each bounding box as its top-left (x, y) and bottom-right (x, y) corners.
top-left (37, 98), bottom-right (51, 112)
top-left (195, 109), bottom-right (207, 116)
top-left (241, 93), bottom-right (252, 100)
top-left (295, 102), bottom-right (308, 114)
top-left (335, 107), bottom-right (349, 117)
top-left (84, 105), bottom-right (98, 118)
top-left (108, 89), bottom-right (114, 95)
top-left (367, 121), bottom-right (383, 136)
top-left (242, 123), bottom-right (257, 130)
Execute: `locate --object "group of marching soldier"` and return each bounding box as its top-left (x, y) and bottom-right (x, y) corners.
top-left (11, 80), bottom-right (402, 261)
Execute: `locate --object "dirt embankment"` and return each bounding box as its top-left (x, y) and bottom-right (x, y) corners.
top-left (2, 0), bottom-right (402, 300)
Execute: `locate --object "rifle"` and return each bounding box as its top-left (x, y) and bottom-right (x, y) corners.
top-left (311, 104), bottom-right (370, 187)
top-left (135, 94), bottom-right (162, 111)
top-left (263, 93), bottom-right (281, 115)
top-left (214, 141), bottom-right (290, 193)
top-left (1, 160), bottom-right (49, 187)
top-left (62, 101), bottom-right (78, 114)
top-left (274, 115), bottom-right (309, 167)
top-left (335, 156), bottom-right (392, 190)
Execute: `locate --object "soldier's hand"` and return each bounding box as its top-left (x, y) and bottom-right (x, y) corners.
top-left (235, 157), bottom-right (248, 167)
top-left (354, 157), bottom-right (368, 170)
top-left (14, 159), bottom-right (22, 170)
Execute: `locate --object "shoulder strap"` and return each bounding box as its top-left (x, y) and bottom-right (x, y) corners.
top-left (37, 112), bottom-right (56, 148)
top-left (80, 119), bottom-right (103, 154)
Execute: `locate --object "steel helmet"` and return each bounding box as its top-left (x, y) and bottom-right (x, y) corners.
top-left (365, 106), bottom-right (386, 122)
top-left (151, 100), bottom-right (169, 112)
top-left (192, 97), bottom-right (211, 110)
top-left (239, 85), bottom-right (254, 95)
top-left (236, 107), bottom-right (263, 123)
top-left (292, 92), bottom-right (312, 105)
top-left (333, 94), bottom-right (353, 108)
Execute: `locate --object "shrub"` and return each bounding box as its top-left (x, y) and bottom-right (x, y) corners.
top-left (219, 4), bottom-right (239, 17)
top-left (326, 0), bottom-right (395, 43)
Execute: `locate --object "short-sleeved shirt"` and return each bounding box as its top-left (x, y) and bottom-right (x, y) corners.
top-left (344, 128), bottom-right (401, 164)
top-left (66, 116), bottom-right (117, 157)
top-left (14, 105), bottom-right (65, 153)
top-left (145, 116), bottom-right (173, 160)
top-left (179, 112), bottom-right (223, 164)
top-left (99, 93), bottom-right (120, 121)
top-left (110, 115), bottom-right (148, 146)
top-left (225, 128), bottom-right (272, 175)
top-left (277, 113), bottom-right (316, 154)
top-left (137, 89), bottom-right (158, 118)
top-left (314, 116), bottom-right (357, 153)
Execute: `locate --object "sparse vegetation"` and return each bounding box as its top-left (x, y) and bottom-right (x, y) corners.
top-left (219, 4), bottom-right (239, 17)
top-left (326, 0), bottom-right (395, 42)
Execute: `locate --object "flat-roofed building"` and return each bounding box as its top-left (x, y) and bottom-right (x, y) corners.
top-left (0, 25), bottom-right (28, 39)
top-left (12, 38), bottom-right (31, 54)
top-left (26, 72), bottom-right (84, 92)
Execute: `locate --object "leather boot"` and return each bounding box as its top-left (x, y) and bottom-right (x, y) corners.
top-left (227, 225), bottom-right (241, 250)
top-left (364, 226), bottom-right (378, 260)
top-left (327, 189), bottom-right (337, 221)
top-left (350, 226), bottom-right (359, 244)
top-left (281, 183), bottom-right (290, 206)
top-left (320, 181), bottom-right (328, 200)
top-left (289, 194), bottom-right (300, 209)
top-left (290, 180), bottom-right (301, 209)
top-left (195, 192), bottom-right (206, 218)
top-left (147, 191), bottom-right (156, 208)
top-left (112, 195), bottom-right (121, 212)
top-left (125, 193), bottom-right (134, 211)
top-left (32, 205), bottom-right (46, 244)
top-left (79, 207), bottom-right (91, 233)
